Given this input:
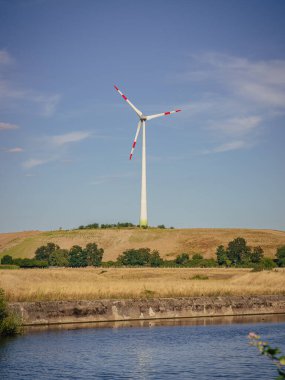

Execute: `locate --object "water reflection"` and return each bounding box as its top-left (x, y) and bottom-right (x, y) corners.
top-left (25, 313), bottom-right (285, 334)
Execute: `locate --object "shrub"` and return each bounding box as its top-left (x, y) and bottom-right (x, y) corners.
top-left (276, 246), bottom-right (285, 267)
top-left (68, 245), bottom-right (88, 267)
top-left (216, 245), bottom-right (229, 266)
top-left (175, 253), bottom-right (190, 265)
top-left (85, 243), bottom-right (104, 266)
top-left (13, 258), bottom-right (48, 268)
top-left (251, 246), bottom-right (264, 263)
top-left (0, 288), bottom-right (22, 336)
top-left (191, 274), bottom-right (209, 280)
top-left (118, 248), bottom-right (151, 266)
top-left (35, 242), bottom-right (60, 261)
top-left (149, 250), bottom-right (163, 267)
top-left (252, 257), bottom-right (277, 271)
top-left (49, 249), bottom-right (69, 267)
top-left (1, 255), bottom-right (13, 265)
top-left (117, 248), bottom-right (163, 267)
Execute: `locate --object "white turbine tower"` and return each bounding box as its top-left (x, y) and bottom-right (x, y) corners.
top-left (114, 85), bottom-right (181, 227)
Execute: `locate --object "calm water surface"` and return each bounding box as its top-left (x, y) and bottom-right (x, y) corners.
top-left (1, 316), bottom-right (285, 379)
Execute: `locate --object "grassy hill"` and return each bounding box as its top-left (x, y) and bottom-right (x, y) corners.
top-left (0, 228), bottom-right (285, 261)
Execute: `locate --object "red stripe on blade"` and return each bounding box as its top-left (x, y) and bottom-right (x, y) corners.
top-left (165, 112), bottom-right (170, 115)
top-left (122, 95), bottom-right (127, 100)
top-left (114, 85), bottom-right (119, 91)
top-left (176, 109), bottom-right (181, 112)
top-left (129, 154), bottom-right (133, 160)
top-left (132, 141), bottom-right (136, 148)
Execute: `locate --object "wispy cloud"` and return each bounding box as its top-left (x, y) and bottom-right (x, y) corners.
top-left (50, 131), bottom-right (91, 146)
top-left (202, 140), bottom-right (249, 154)
top-left (0, 49), bottom-right (61, 117)
top-left (0, 122), bottom-right (19, 130)
top-left (209, 116), bottom-right (262, 137)
top-left (176, 52), bottom-right (285, 153)
top-left (22, 131), bottom-right (92, 169)
top-left (22, 158), bottom-right (52, 169)
top-left (7, 147), bottom-right (23, 153)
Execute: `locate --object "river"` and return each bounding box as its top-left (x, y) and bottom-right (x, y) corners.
top-left (1, 315), bottom-right (285, 379)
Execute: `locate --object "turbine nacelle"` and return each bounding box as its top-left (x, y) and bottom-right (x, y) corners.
top-left (114, 84), bottom-right (182, 160)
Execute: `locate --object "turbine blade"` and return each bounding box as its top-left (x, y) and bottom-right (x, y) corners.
top-left (129, 121), bottom-right (142, 160)
top-left (114, 85), bottom-right (143, 117)
top-left (146, 109), bottom-right (181, 121)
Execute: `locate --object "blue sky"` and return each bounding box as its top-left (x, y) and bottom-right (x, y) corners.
top-left (0, 0), bottom-right (284, 232)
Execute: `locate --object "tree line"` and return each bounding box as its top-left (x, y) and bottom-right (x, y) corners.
top-left (76, 222), bottom-right (173, 229)
top-left (1, 237), bottom-right (285, 269)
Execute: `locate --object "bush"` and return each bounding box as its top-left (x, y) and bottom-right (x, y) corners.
top-left (252, 257), bottom-right (277, 271)
top-left (1, 255), bottom-right (13, 265)
top-left (175, 253), bottom-right (190, 266)
top-left (68, 245), bottom-right (88, 267)
top-left (13, 258), bottom-right (48, 268)
top-left (117, 248), bottom-right (163, 267)
top-left (49, 249), bottom-right (69, 267)
top-left (85, 243), bottom-right (104, 266)
top-left (276, 246), bottom-right (285, 267)
top-left (149, 250), bottom-right (163, 267)
top-left (0, 288), bottom-right (22, 336)
top-left (35, 242), bottom-right (60, 261)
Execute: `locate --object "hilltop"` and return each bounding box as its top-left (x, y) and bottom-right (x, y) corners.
top-left (0, 228), bottom-right (285, 261)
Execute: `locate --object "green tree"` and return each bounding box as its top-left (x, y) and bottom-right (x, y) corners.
top-left (251, 246), bottom-right (264, 263)
top-left (149, 250), bottom-right (163, 267)
top-left (175, 253), bottom-right (190, 265)
top-left (117, 248), bottom-right (151, 266)
top-left (35, 242), bottom-right (60, 261)
top-left (216, 245), bottom-right (229, 266)
top-left (276, 246), bottom-right (285, 267)
top-left (1, 255), bottom-right (13, 265)
top-left (85, 243), bottom-right (104, 266)
top-left (49, 249), bottom-right (69, 267)
top-left (227, 237), bottom-right (251, 266)
top-left (68, 245), bottom-right (87, 267)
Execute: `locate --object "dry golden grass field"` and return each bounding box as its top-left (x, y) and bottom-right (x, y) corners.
top-left (1, 267), bottom-right (284, 302)
top-left (0, 228), bottom-right (285, 261)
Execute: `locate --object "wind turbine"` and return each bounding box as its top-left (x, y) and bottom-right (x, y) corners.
top-left (114, 85), bottom-right (181, 227)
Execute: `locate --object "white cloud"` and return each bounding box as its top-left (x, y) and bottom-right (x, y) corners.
top-left (210, 116), bottom-right (262, 136)
top-left (50, 131), bottom-right (91, 146)
top-left (176, 53), bottom-right (285, 154)
top-left (203, 140), bottom-right (248, 154)
top-left (22, 158), bottom-right (51, 169)
top-left (7, 147), bottom-right (23, 153)
top-left (0, 122), bottom-right (19, 130)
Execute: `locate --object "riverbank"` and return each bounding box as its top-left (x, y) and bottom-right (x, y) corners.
top-left (8, 295), bottom-right (285, 326)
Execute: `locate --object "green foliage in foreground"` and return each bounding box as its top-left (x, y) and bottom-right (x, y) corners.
top-left (0, 288), bottom-right (22, 337)
top-left (248, 332), bottom-right (285, 379)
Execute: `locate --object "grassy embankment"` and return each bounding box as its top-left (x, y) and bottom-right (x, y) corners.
top-left (1, 267), bottom-right (285, 302)
top-left (1, 228), bottom-right (285, 261)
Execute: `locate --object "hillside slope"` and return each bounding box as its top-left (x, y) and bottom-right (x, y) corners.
top-left (0, 228), bottom-right (285, 261)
